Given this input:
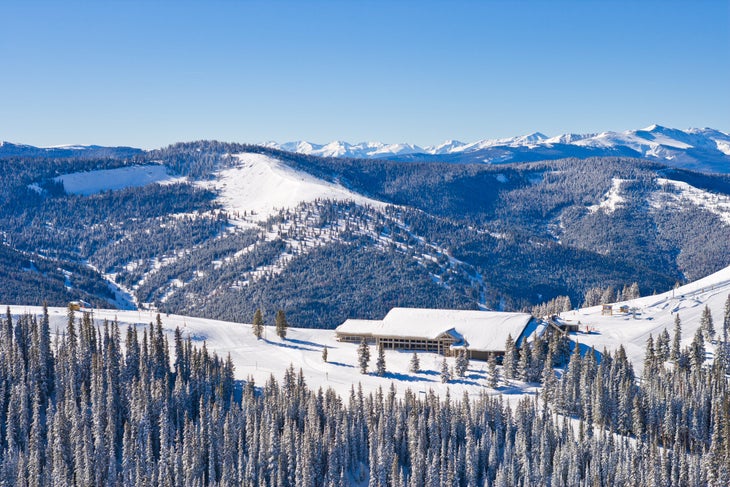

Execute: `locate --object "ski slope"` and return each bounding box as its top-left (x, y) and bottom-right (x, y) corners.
top-left (559, 264), bottom-right (730, 375)
top-left (208, 153), bottom-right (386, 221)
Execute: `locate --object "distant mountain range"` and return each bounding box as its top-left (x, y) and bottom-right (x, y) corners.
top-left (0, 141), bottom-right (142, 159)
top-left (3, 125), bottom-right (730, 173)
top-left (265, 125), bottom-right (730, 173)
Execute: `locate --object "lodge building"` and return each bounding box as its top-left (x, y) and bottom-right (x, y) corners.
top-left (335, 307), bottom-right (540, 361)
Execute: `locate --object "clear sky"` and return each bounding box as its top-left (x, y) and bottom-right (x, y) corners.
top-left (1, 0), bottom-right (728, 148)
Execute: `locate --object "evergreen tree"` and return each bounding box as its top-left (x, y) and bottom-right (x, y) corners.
top-left (409, 353), bottom-right (420, 373)
top-left (454, 350), bottom-right (469, 378)
top-left (503, 334), bottom-right (518, 380)
top-left (690, 328), bottom-right (706, 371)
top-left (487, 353), bottom-right (499, 389)
top-left (621, 282), bottom-right (641, 301)
top-left (357, 338), bottom-right (370, 374)
top-left (321, 345), bottom-right (328, 363)
top-left (252, 309), bottom-right (264, 340)
top-left (375, 344), bottom-right (386, 377)
top-left (518, 343), bottom-right (531, 381)
top-left (275, 310), bottom-right (288, 339)
top-left (440, 358), bottom-right (451, 383)
top-left (654, 328), bottom-right (670, 362)
top-left (701, 305), bottom-right (715, 341)
top-left (671, 314), bottom-right (682, 362)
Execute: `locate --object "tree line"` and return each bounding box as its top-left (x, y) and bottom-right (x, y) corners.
top-left (1, 298), bottom-right (728, 485)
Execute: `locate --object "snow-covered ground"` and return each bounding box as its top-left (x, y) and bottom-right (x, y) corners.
top-left (559, 264), bottom-right (730, 375)
top-left (4, 263), bottom-right (729, 399)
top-left (207, 153), bottom-right (385, 222)
top-left (55, 165), bottom-right (182, 195)
top-left (2, 303), bottom-right (537, 401)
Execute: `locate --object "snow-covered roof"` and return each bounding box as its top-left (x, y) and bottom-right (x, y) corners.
top-left (336, 319), bottom-right (381, 336)
top-left (336, 308), bottom-right (534, 352)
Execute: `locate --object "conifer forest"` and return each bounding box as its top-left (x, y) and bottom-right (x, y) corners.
top-left (1, 304), bottom-right (729, 486)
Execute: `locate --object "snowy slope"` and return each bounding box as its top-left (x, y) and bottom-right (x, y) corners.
top-left (207, 152), bottom-right (386, 221)
top-left (55, 165), bottom-right (181, 195)
top-left (558, 264), bottom-right (730, 375)
top-left (2, 304), bottom-right (535, 400)
top-left (4, 263), bottom-right (729, 398)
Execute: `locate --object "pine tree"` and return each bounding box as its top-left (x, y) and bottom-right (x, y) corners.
top-left (654, 329), bottom-right (669, 362)
top-left (671, 314), bottom-right (682, 362)
top-left (487, 353), bottom-right (499, 389)
top-left (357, 338), bottom-right (370, 374)
top-left (690, 328), bottom-right (706, 371)
top-left (701, 305), bottom-right (715, 341)
top-left (541, 351), bottom-right (556, 406)
top-left (621, 282), bottom-right (640, 301)
top-left (409, 352), bottom-right (420, 373)
top-left (322, 345), bottom-right (328, 363)
top-left (601, 286), bottom-right (616, 304)
top-left (454, 350), bottom-right (469, 378)
top-left (275, 310), bottom-right (288, 339)
top-left (440, 358), bottom-right (451, 383)
top-left (252, 309), bottom-right (264, 340)
top-left (503, 334), bottom-right (517, 380)
top-left (518, 343), bottom-right (531, 381)
top-left (375, 344), bottom-right (386, 376)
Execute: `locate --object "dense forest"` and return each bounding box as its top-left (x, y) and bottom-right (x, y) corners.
top-left (0, 303), bottom-right (728, 486)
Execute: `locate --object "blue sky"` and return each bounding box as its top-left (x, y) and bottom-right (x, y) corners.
top-left (1, 0), bottom-right (728, 148)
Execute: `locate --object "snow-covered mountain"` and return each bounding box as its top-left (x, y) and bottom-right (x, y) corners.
top-left (267, 125), bottom-right (730, 173)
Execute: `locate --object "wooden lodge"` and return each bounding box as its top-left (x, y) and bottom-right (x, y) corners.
top-left (336, 308), bottom-right (538, 361)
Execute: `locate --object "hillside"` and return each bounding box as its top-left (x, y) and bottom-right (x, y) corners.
top-left (4, 262), bottom-right (728, 399)
top-left (2, 142), bottom-right (730, 327)
top-left (560, 263), bottom-right (730, 375)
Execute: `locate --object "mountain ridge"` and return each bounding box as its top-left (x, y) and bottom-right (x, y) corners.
top-left (264, 124), bottom-right (730, 173)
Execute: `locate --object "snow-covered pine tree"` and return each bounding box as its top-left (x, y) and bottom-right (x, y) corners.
top-left (375, 344), bottom-right (386, 377)
top-left (322, 345), bottom-right (328, 363)
top-left (671, 314), bottom-right (682, 362)
top-left (409, 352), bottom-right (420, 373)
top-left (440, 358), bottom-right (450, 383)
top-left (690, 328), bottom-right (706, 371)
top-left (487, 352), bottom-right (499, 388)
top-left (655, 329), bottom-right (670, 362)
top-left (357, 338), bottom-right (370, 374)
top-left (601, 286), bottom-right (616, 305)
top-left (628, 282), bottom-right (640, 300)
top-left (700, 305), bottom-right (715, 341)
top-left (518, 342), bottom-right (531, 382)
top-left (454, 350), bottom-right (469, 378)
top-left (252, 309), bottom-right (264, 340)
top-left (503, 334), bottom-right (517, 380)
